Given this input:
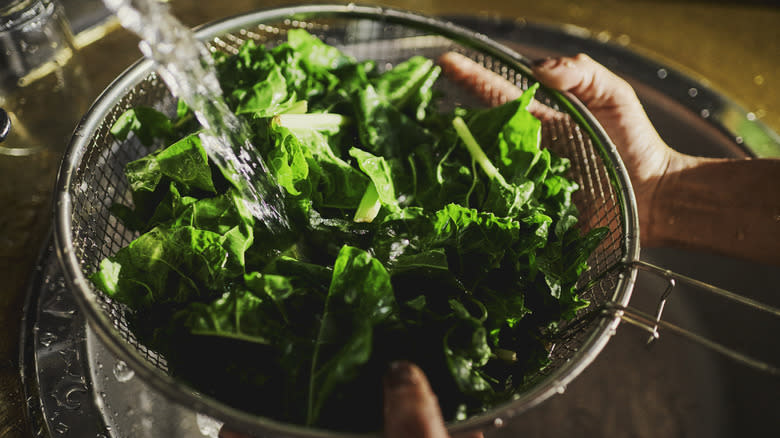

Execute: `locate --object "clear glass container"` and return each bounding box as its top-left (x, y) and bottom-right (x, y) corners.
top-left (0, 0), bottom-right (90, 156)
top-left (0, 0), bottom-right (90, 263)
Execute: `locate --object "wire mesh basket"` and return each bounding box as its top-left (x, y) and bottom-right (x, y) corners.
top-left (54, 4), bottom-right (644, 437)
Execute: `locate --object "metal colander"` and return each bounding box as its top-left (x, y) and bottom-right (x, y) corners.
top-left (54, 4), bottom-right (640, 437)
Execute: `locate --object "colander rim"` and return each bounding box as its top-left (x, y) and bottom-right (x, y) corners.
top-left (53, 3), bottom-right (641, 437)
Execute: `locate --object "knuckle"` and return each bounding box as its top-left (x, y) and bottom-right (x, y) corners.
top-left (573, 53), bottom-right (592, 63)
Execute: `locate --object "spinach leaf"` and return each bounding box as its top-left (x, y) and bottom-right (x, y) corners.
top-left (349, 147), bottom-right (401, 221)
top-left (269, 117), bottom-right (368, 210)
top-left (444, 299), bottom-right (494, 399)
top-left (234, 64), bottom-right (297, 116)
top-left (307, 245), bottom-right (397, 425)
top-left (354, 84), bottom-right (436, 158)
top-left (372, 56), bottom-right (441, 120)
top-left (287, 28), bottom-right (354, 70)
top-left (183, 287), bottom-right (276, 345)
top-left (110, 106), bottom-right (173, 146)
top-left (90, 225), bottom-right (232, 309)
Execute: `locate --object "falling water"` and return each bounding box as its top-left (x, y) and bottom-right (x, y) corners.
top-left (101, 0), bottom-right (288, 230)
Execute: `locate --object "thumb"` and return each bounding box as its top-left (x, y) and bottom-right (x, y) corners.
top-left (383, 361), bottom-right (449, 438)
top-left (531, 53), bottom-right (670, 178)
top-left (532, 53), bottom-right (641, 113)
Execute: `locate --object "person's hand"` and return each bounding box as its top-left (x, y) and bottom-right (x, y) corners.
top-left (440, 51), bottom-right (780, 265)
top-left (529, 54), bottom-right (695, 246)
top-left (219, 361), bottom-right (484, 438)
top-left (383, 361), bottom-right (483, 438)
top-left (439, 51), bottom-right (682, 246)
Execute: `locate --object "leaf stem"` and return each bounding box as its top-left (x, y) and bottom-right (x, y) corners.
top-left (452, 116), bottom-right (508, 187)
top-left (273, 113), bottom-right (350, 130)
top-left (353, 182), bottom-right (381, 223)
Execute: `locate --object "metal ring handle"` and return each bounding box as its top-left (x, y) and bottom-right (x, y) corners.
top-left (610, 260), bottom-right (780, 376)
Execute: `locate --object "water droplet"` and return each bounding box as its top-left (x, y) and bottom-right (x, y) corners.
top-left (556, 384), bottom-right (567, 394)
top-left (113, 360), bottom-right (135, 382)
top-left (616, 34), bottom-right (631, 46)
top-left (493, 417), bottom-right (504, 427)
top-left (753, 75), bottom-right (765, 86)
top-left (700, 108), bottom-right (710, 118)
top-left (39, 331), bottom-right (57, 347)
top-left (52, 375), bottom-right (87, 410)
top-left (54, 422), bottom-right (69, 435)
top-left (196, 413), bottom-right (223, 437)
top-left (746, 112), bottom-right (756, 121)
top-left (688, 88), bottom-right (698, 98)
top-left (735, 136), bottom-right (744, 145)
top-left (41, 293), bottom-right (77, 319)
top-left (657, 68), bottom-right (668, 79)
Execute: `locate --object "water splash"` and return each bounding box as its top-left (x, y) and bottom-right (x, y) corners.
top-left (41, 290), bottom-right (77, 319)
top-left (112, 360), bottom-right (135, 382)
top-left (39, 331), bottom-right (57, 348)
top-left (101, 0), bottom-right (288, 231)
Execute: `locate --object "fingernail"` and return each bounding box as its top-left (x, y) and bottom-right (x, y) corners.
top-left (532, 57), bottom-right (561, 69)
top-left (384, 361), bottom-right (417, 389)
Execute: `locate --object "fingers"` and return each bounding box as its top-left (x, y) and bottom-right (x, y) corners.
top-left (438, 52), bottom-right (560, 121)
top-left (439, 52), bottom-right (522, 106)
top-left (383, 361), bottom-right (449, 438)
top-left (532, 53), bottom-right (669, 171)
top-left (220, 361), bottom-right (484, 438)
top-left (533, 54), bottom-right (678, 244)
top-left (222, 362), bottom-right (484, 438)
top-left (531, 54), bottom-right (641, 113)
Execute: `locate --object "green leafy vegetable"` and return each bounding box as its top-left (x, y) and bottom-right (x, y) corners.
top-left (94, 30), bottom-right (607, 432)
top-left (307, 245), bottom-right (397, 425)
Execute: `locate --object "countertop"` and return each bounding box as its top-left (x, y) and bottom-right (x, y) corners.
top-left (1, 1), bottom-right (778, 437)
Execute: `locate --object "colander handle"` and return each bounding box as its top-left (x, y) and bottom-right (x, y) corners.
top-left (607, 260), bottom-right (780, 376)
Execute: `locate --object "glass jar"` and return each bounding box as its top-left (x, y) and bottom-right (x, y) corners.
top-left (0, 0), bottom-right (90, 262)
top-left (0, 0), bottom-right (90, 155)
